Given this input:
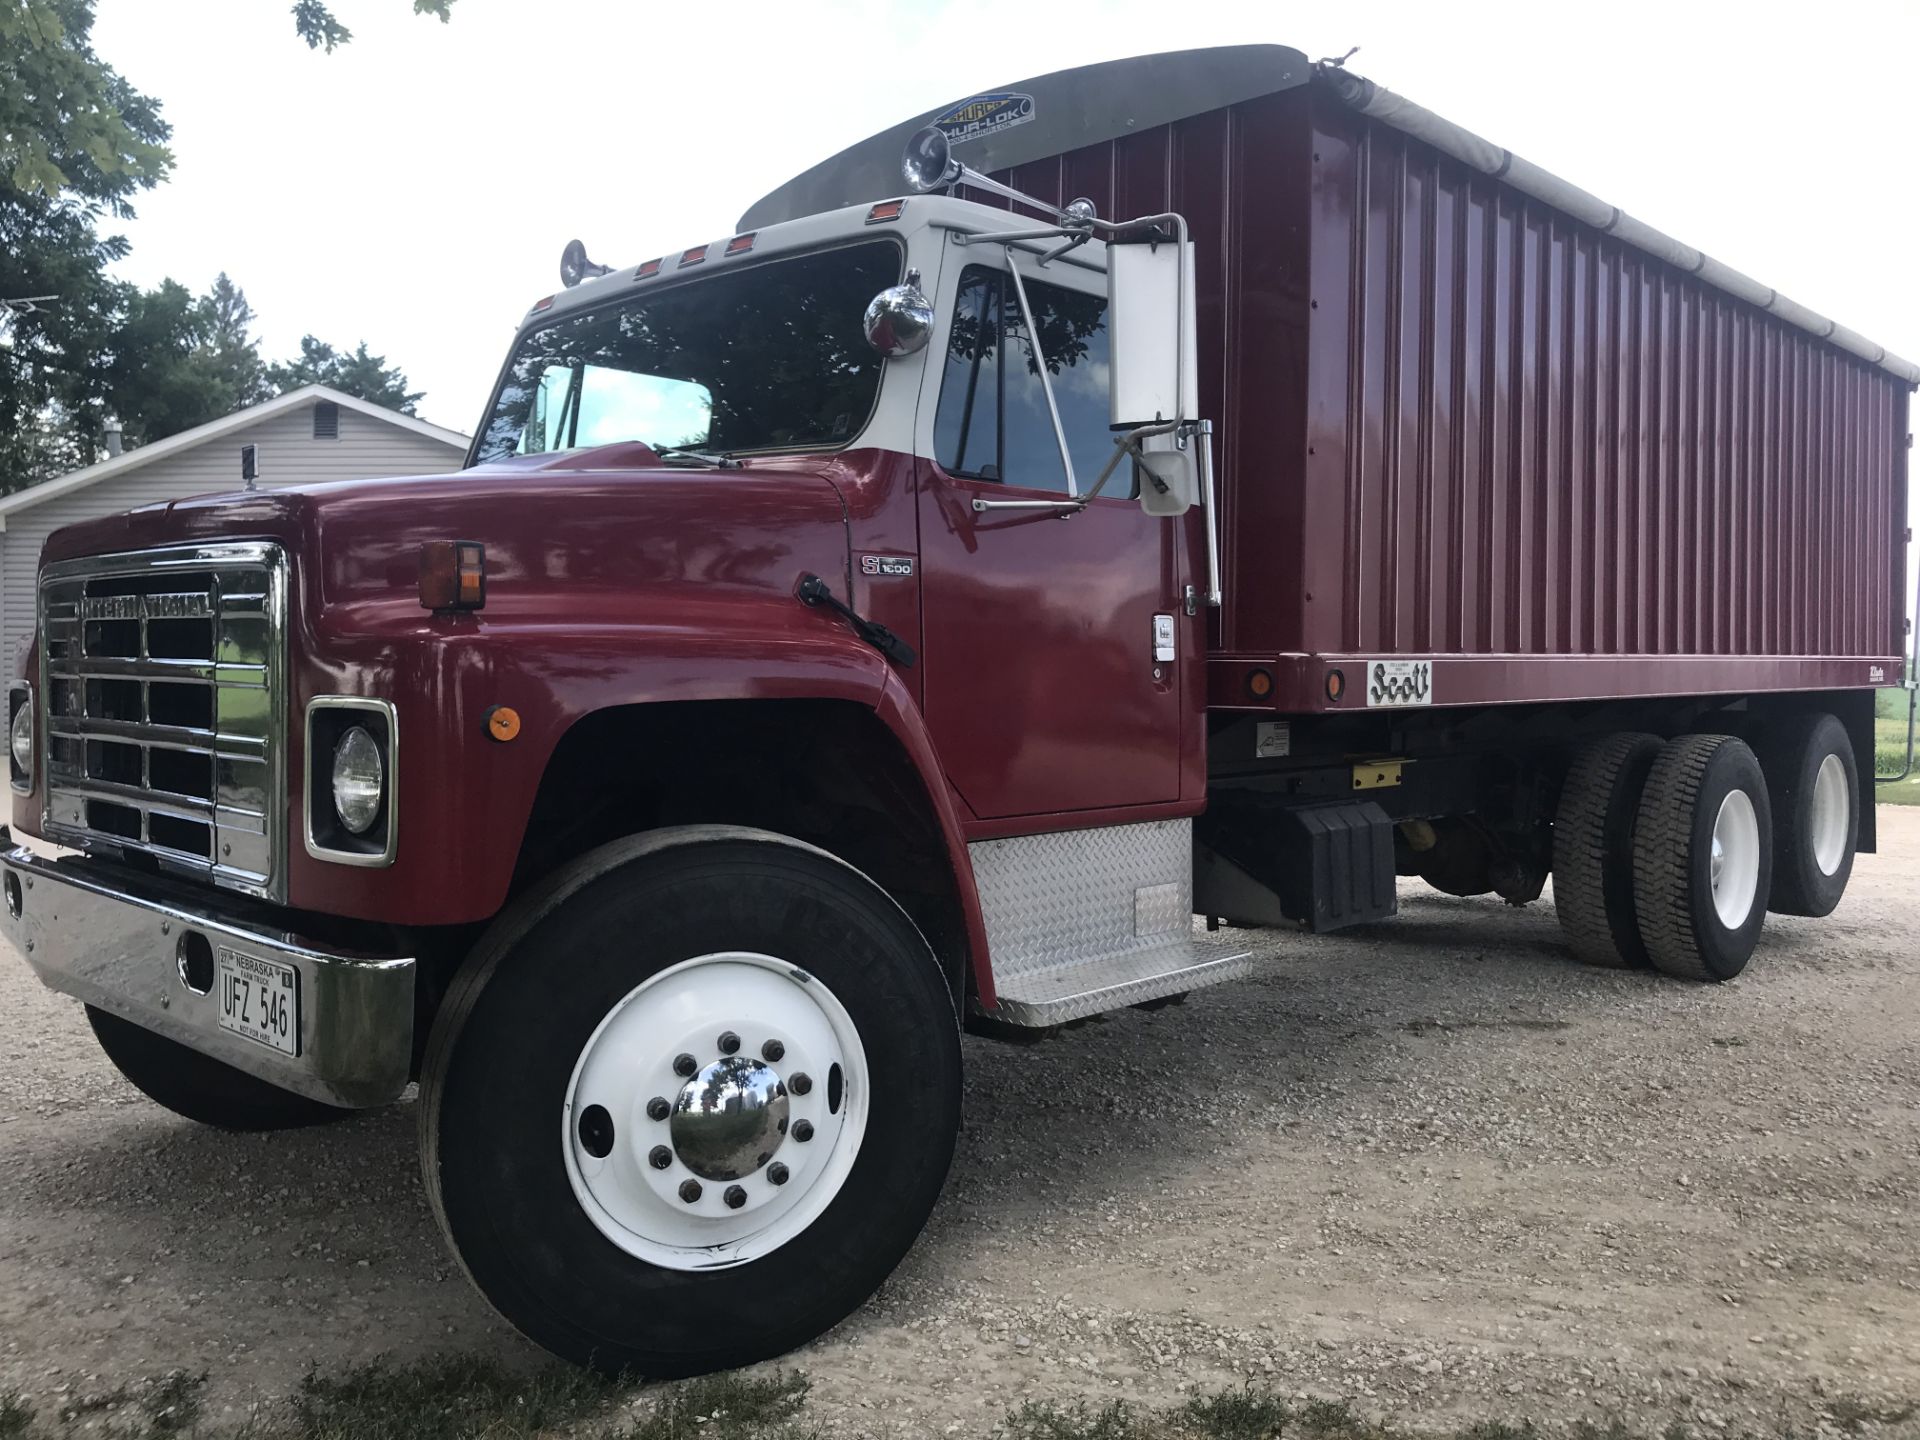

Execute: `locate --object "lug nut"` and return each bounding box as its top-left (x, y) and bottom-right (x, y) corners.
top-left (724, 1184), bottom-right (747, 1209)
top-left (789, 1072), bottom-right (813, 1095)
top-left (646, 1096), bottom-right (671, 1121)
top-left (717, 1030), bottom-right (741, 1055)
top-left (761, 1039), bottom-right (785, 1062)
top-left (678, 1179), bottom-right (703, 1204)
top-left (793, 1120), bottom-right (814, 1143)
top-left (672, 1053), bottom-right (698, 1078)
top-left (648, 1145), bottom-right (673, 1170)
top-left (768, 1162), bottom-right (790, 1186)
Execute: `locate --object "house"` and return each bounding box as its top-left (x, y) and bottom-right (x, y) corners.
top-left (0, 385), bottom-right (470, 667)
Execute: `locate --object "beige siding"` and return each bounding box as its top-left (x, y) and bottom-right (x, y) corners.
top-left (2, 401), bottom-right (464, 670)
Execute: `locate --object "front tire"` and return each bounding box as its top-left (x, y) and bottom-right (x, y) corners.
top-left (85, 1006), bottom-right (352, 1131)
top-left (1631, 735), bottom-right (1773, 982)
top-left (419, 829), bottom-right (961, 1377)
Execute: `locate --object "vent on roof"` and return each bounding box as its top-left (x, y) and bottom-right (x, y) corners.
top-left (312, 401), bottom-right (339, 440)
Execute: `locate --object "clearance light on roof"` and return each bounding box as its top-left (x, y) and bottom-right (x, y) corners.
top-left (866, 199), bottom-right (907, 224)
top-left (530, 295), bottom-right (555, 313)
top-left (634, 258), bottom-right (662, 280)
top-left (679, 245), bottom-right (709, 268)
top-left (725, 233), bottom-right (756, 256)
top-left (419, 540), bottom-right (486, 613)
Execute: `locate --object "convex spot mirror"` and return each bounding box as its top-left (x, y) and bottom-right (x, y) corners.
top-left (1135, 438), bottom-right (1196, 517)
top-left (864, 268), bottom-right (935, 357)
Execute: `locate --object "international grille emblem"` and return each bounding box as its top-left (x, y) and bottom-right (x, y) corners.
top-left (82, 593), bottom-right (211, 620)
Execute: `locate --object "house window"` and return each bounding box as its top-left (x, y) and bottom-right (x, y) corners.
top-left (312, 401), bottom-right (340, 440)
top-left (932, 264), bottom-right (1112, 495)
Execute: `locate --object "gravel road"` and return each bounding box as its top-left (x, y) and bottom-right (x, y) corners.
top-left (3, 810), bottom-right (1917, 1436)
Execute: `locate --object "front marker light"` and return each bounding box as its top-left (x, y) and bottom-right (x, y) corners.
top-left (331, 726), bottom-right (384, 835)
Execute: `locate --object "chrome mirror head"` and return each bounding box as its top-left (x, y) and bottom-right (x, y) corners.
top-left (559, 239), bottom-right (612, 289)
top-left (864, 268), bottom-right (935, 357)
top-left (1063, 197), bottom-right (1098, 229)
top-left (901, 126), bottom-right (959, 193)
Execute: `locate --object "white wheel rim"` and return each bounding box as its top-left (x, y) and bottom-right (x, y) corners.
top-left (1809, 752), bottom-right (1849, 877)
top-left (1709, 789), bottom-right (1761, 930)
top-left (561, 952), bottom-right (868, 1271)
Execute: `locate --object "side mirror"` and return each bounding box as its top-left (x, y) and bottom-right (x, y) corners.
top-left (1134, 437), bottom-right (1195, 517)
top-left (1108, 234), bottom-right (1198, 430)
top-left (863, 268), bottom-right (935, 357)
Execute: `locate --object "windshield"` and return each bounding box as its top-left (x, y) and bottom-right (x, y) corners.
top-left (476, 240), bottom-right (901, 462)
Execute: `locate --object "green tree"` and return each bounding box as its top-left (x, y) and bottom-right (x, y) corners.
top-left (266, 335), bottom-right (422, 414)
top-left (101, 274), bottom-right (270, 448)
top-left (0, 0), bottom-right (172, 491)
top-left (291, 0), bottom-right (455, 52)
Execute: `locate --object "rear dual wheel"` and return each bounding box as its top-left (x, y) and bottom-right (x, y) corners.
top-left (1630, 735), bottom-right (1773, 982)
top-left (420, 829), bottom-right (961, 1377)
top-left (1555, 733), bottom-right (1775, 981)
top-left (1755, 712), bottom-right (1858, 917)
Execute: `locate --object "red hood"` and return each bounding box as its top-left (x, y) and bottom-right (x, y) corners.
top-left (40, 451), bottom-right (857, 619)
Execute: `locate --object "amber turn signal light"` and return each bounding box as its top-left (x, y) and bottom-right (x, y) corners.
top-left (1325, 668), bottom-right (1346, 702)
top-left (485, 705), bottom-right (521, 743)
top-left (420, 540), bottom-right (486, 612)
top-left (1245, 667), bottom-right (1274, 700)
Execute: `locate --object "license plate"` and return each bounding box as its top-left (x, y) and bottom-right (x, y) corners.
top-left (216, 947), bottom-right (300, 1056)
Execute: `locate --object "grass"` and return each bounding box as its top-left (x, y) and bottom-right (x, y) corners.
top-left (0, 1363), bottom-right (814, 1440)
top-left (0, 1361), bottom-right (1911, 1440)
top-left (1873, 690), bottom-right (1918, 804)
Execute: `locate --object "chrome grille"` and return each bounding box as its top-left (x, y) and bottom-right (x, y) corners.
top-left (39, 543), bottom-right (288, 899)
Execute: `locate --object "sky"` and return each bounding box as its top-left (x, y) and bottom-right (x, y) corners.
top-left (86, 0), bottom-right (1920, 619)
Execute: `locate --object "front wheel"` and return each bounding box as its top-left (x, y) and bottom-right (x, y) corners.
top-left (419, 828), bottom-right (961, 1377)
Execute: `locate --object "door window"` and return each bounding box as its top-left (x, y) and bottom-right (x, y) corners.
top-left (932, 264), bottom-right (1112, 494)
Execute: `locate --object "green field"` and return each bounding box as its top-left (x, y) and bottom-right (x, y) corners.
top-left (1876, 689), bottom-right (1918, 804)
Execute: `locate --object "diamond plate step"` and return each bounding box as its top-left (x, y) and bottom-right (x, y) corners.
top-left (968, 818), bottom-right (1253, 1026)
top-left (979, 932), bottom-right (1254, 1026)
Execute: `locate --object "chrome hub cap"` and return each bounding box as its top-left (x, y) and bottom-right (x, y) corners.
top-left (562, 951), bottom-right (867, 1271)
top-left (670, 1056), bottom-right (790, 1181)
top-left (1709, 789), bottom-right (1761, 930)
top-left (1809, 752), bottom-right (1848, 877)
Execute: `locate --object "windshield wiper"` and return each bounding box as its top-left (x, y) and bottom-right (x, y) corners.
top-left (652, 442), bottom-right (741, 469)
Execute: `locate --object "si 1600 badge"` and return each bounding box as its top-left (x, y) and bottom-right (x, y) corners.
top-left (860, 555), bottom-right (915, 578)
top-left (933, 92), bottom-right (1035, 145)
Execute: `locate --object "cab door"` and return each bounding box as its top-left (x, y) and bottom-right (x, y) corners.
top-left (914, 249), bottom-right (1184, 821)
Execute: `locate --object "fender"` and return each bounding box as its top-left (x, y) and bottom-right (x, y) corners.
top-left (288, 592), bottom-right (995, 1012)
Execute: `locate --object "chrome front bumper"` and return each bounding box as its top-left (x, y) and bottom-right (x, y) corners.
top-left (0, 835), bottom-right (414, 1107)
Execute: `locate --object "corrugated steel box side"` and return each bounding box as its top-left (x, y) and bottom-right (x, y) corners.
top-left (990, 79), bottom-right (1909, 711)
top-left (1291, 86), bottom-right (1910, 679)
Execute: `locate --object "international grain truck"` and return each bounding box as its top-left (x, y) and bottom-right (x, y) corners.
top-left (4, 46), bottom-right (1911, 1376)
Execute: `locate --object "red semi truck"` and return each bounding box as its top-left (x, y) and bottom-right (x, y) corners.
top-left (3, 46), bottom-right (1912, 1375)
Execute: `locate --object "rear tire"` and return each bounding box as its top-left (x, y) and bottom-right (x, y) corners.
top-left (85, 1006), bottom-right (352, 1131)
top-left (1630, 735), bottom-right (1773, 982)
top-left (1552, 732), bottom-right (1662, 968)
top-left (419, 828), bottom-right (961, 1378)
top-left (1754, 712), bottom-right (1857, 917)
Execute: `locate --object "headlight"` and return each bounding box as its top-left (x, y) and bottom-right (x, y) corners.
top-left (331, 725), bottom-right (384, 834)
top-left (9, 697), bottom-right (32, 781)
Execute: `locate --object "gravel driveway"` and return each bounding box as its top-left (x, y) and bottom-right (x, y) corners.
top-left (3, 810), bottom-right (1917, 1436)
